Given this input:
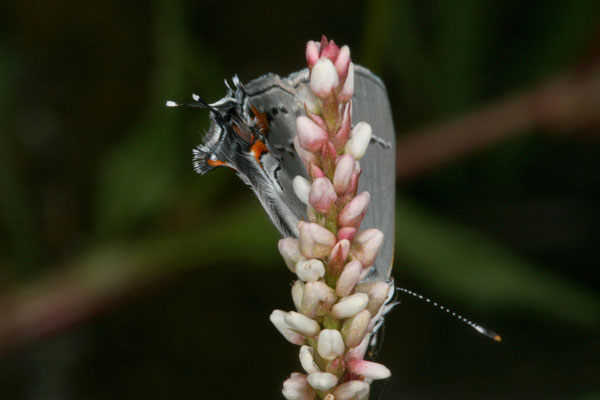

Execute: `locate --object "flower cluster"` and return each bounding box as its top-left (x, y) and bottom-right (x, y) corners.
top-left (270, 37), bottom-right (391, 400)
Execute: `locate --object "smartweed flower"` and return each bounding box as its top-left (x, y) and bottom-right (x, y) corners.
top-left (273, 37), bottom-right (392, 400)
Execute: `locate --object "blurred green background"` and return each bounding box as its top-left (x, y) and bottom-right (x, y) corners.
top-left (1, 0), bottom-right (599, 399)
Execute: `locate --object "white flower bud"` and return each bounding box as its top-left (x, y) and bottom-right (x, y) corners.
top-left (336, 260), bottom-right (363, 297)
top-left (297, 116), bottom-right (328, 152)
top-left (338, 191), bottom-right (370, 228)
top-left (301, 281), bottom-right (336, 318)
top-left (345, 329), bottom-right (370, 361)
top-left (331, 293), bottom-right (369, 319)
top-left (282, 372), bottom-right (315, 400)
top-left (333, 154), bottom-right (355, 194)
top-left (270, 310), bottom-right (305, 345)
top-left (299, 345), bottom-right (320, 374)
top-left (291, 280), bottom-right (305, 311)
top-left (310, 58), bottom-right (339, 98)
top-left (317, 329), bottom-right (345, 360)
top-left (298, 221), bottom-right (336, 259)
top-left (296, 259), bottom-right (326, 282)
top-left (307, 372), bottom-right (338, 391)
top-left (308, 177), bottom-right (337, 214)
top-left (294, 136), bottom-right (319, 168)
top-left (285, 311), bottom-right (321, 337)
top-left (355, 281), bottom-right (390, 316)
top-left (345, 121), bottom-right (371, 160)
top-left (293, 175), bottom-right (311, 205)
top-left (333, 380), bottom-right (370, 400)
top-left (347, 359), bottom-right (391, 380)
top-left (279, 238), bottom-right (304, 272)
top-left (350, 228), bottom-right (384, 268)
top-left (343, 309), bottom-right (371, 348)
top-left (338, 62), bottom-right (355, 102)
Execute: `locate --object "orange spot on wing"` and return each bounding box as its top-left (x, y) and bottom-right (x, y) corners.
top-left (250, 140), bottom-right (268, 167)
top-left (207, 159), bottom-right (228, 167)
top-left (251, 105), bottom-right (269, 134)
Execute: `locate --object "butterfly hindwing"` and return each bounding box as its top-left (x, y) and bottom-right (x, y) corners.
top-left (200, 66), bottom-right (396, 279)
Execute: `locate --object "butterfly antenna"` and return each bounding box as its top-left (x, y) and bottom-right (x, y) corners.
top-left (165, 94), bottom-right (218, 113)
top-left (396, 287), bottom-right (502, 342)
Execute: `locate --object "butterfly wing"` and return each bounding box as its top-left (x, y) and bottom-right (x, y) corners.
top-left (243, 66), bottom-right (396, 282)
top-left (348, 67), bottom-right (396, 282)
top-left (242, 73), bottom-right (309, 227)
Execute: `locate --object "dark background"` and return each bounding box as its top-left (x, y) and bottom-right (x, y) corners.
top-left (1, 1), bottom-right (599, 399)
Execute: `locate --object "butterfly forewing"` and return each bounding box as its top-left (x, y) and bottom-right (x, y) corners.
top-left (216, 66), bottom-right (396, 281)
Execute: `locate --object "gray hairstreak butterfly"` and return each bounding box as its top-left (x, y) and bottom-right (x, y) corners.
top-left (168, 66), bottom-right (396, 284)
top-left (167, 65), bottom-right (500, 343)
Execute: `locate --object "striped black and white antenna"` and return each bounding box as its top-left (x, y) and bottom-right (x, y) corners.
top-left (165, 94), bottom-right (218, 112)
top-left (395, 286), bottom-right (502, 342)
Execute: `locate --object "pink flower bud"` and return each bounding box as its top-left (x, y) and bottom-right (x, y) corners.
top-left (337, 226), bottom-right (357, 242)
top-left (317, 329), bottom-right (345, 360)
top-left (285, 311), bottom-right (321, 336)
top-left (291, 280), bottom-right (304, 311)
top-left (299, 345), bottom-right (320, 374)
top-left (328, 239), bottom-right (350, 276)
top-left (321, 141), bottom-right (337, 166)
top-left (323, 395), bottom-right (334, 400)
top-left (331, 293), bottom-right (369, 319)
top-left (293, 176), bottom-right (311, 205)
top-left (333, 380), bottom-right (370, 400)
top-left (333, 154), bottom-right (355, 194)
top-left (345, 121), bottom-right (371, 160)
top-left (334, 103), bottom-right (352, 149)
top-left (308, 177), bottom-right (337, 214)
top-left (338, 62), bottom-right (355, 102)
top-left (310, 58), bottom-right (339, 98)
top-left (294, 136), bottom-right (319, 168)
top-left (279, 238), bottom-right (304, 272)
top-left (309, 163), bottom-right (325, 180)
top-left (347, 169), bottom-right (361, 196)
top-left (334, 45), bottom-right (351, 81)
top-left (301, 281), bottom-right (336, 318)
top-left (328, 239), bottom-right (350, 265)
top-left (307, 372), bottom-right (338, 391)
top-left (343, 309), bottom-right (371, 348)
top-left (282, 372), bottom-right (315, 400)
top-left (335, 260), bottom-right (362, 297)
top-left (270, 310), bottom-right (306, 345)
top-left (347, 359), bottom-right (391, 380)
top-left (350, 228), bottom-right (384, 268)
top-left (298, 221), bottom-right (336, 259)
top-left (297, 116), bottom-right (328, 152)
top-left (345, 332), bottom-right (369, 361)
top-left (306, 111), bottom-right (327, 130)
top-left (338, 191), bottom-right (370, 228)
top-left (319, 37), bottom-right (340, 62)
top-left (355, 281), bottom-right (391, 316)
top-left (296, 259), bottom-right (325, 282)
top-left (305, 40), bottom-right (320, 68)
